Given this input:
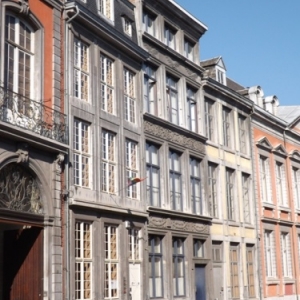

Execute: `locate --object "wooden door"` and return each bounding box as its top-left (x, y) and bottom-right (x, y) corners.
top-left (3, 227), bottom-right (43, 300)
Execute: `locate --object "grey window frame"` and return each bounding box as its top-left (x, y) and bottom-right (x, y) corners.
top-left (246, 245), bottom-right (256, 298)
top-left (204, 98), bottom-right (214, 141)
top-left (226, 168), bottom-right (235, 221)
top-left (187, 86), bottom-right (197, 132)
top-left (173, 237), bottom-right (186, 297)
top-left (169, 150), bottom-right (182, 211)
top-left (190, 157), bottom-right (202, 215)
top-left (143, 64), bottom-right (156, 114)
top-left (222, 106), bottom-right (231, 147)
top-left (238, 114), bottom-right (247, 154)
top-left (242, 173), bottom-right (251, 223)
top-left (142, 10), bottom-right (156, 35)
top-left (230, 243), bottom-right (240, 299)
top-left (164, 24), bottom-right (176, 49)
top-left (166, 74), bottom-right (179, 125)
top-left (208, 162), bottom-right (218, 218)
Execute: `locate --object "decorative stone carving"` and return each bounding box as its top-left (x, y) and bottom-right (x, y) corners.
top-left (55, 153), bottom-right (65, 174)
top-left (0, 163), bottom-right (43, 214)
top-left (18, 0), bottom-right (30, 15)
top-left (16, 142), bottom-right (29, 163)
top-left (144, 121), bottom-right (205, 153)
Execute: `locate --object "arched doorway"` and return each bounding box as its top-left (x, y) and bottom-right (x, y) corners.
top-left (0, 163), bottom-right (44, 300)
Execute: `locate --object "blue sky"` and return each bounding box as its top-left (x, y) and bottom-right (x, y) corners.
top-left (175, 0), bottom-right (300, 106)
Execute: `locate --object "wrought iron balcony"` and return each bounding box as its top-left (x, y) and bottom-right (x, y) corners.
top-left (0, 86), bottom-right (68, 144)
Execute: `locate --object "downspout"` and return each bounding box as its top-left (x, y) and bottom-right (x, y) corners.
top-left (249, 103), bottom-right (263, 300)
top-left (63, 3), bottom-right (79, 300)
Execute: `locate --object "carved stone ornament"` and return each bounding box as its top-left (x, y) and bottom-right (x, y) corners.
top-left (144, 121), bottom-right (205, 153)
top-left (148, 216), bottom-right (208, 233)
top-left (55, 153), bottom-right (65, 174)
top-left (0, 163), bottom-right (43, 214)
top-left (18, 0), bottom-right (30, 15)
top-left (16, 142), bottom-right (29, 163)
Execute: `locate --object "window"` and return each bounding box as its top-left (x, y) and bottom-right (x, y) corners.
top-left (148, 235), bottom-right (163, 298)
top-left (169, 150), bottom-right (182, 210)
top-left (75, 221), bottom-right (92, 300)
top-left (102, 130), bottom-right (116, 193)
top-left (101, 55), bottom-right (114, 114)
top-left (143, 64), bottom-right (156, 114)
top-left (217, 70), bottom-right (225, 84)
top-left (166, 75), bottom-right (179, 125)
top-left (5, 15), bottom-right (33, 98)
top-left (204, 98), bottom-right (214, 141)
top-left (230, 244), bottom-right (240, 299)
top-left (123, 17), bottom-right (132, 37)
top-left (226, 168), bottom-right (235, 220)
top-left (208, 163), bottom-right (218, 218)
top-left (298, 234), bottom-right (300, 270)
top-left (281, 232), bottom-right (292, 277)
top-left (184, 39), bottom-right (194, 60)
top-left (222, 106), bottom-right (231, 147)
top-left (259, 156), bottom-right (272, 203)
top-left (246, 245), bottom-right (255, 298)
top-left (293, 167), bottom-right (300, 209)
top-left (129, 228), bottom-right (140, 261)
top-left (212, 241), bottom-right (223, 262)
top-left (173, 238), bottom-right (185, 297)
top-left (242, 173), bottom-right (251, 223)
top-left (146, 142), bottom-right (160, 206)
top-left (187, 86), bottom-right (197, 132)
top-left (126, 139), bottom-right (138, 199)
top-left (164, 24), bottom-right (176, 50)
top-left (74, 39), bottom-right (89, 101)
top-left (239, 115), bottom-right (248, 154)
top-left (98, 0), bottom-right (114, 21)
top-left (264, 230), bottom-right (276, 277)
top-left (194, 239), bottom-right (204, 258)
top-left (142, 10), bottom-right (155, 35)
top-left (73, 119), bottom-right (90, 187)
top-left (276, 162), bottom-right (288, 206)
top-left (124, 68), bottom-right (135, 123)
top-left (190, 157), bottom-right (202, 215)
top-left (104, 225), bottom-right (118, 299)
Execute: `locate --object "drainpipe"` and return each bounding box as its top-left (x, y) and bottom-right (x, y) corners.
top-left (63, 3), bottom-right (79, 300)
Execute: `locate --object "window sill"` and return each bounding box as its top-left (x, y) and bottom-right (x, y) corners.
top-left (239, 152), bottom-right (251, 160)
top-left (227, 220), bottom-right (240, 227)
top-left (278, 206), bottom-right (291, 212)
top-left (262, 202), bottom-right (275, 209)
top-left (266, 278), bottom-right (280, 284)
top-left (282, 278), bottom-right (295, 284)
top-left (295, 209), bottom-right (300, 215)
top-left (244, 223), bottom-right (255, 229)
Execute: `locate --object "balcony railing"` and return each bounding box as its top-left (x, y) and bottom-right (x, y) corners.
top-left (0, 87), bottom-right (68, 144)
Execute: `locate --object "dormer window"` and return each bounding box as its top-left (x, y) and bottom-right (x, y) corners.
top-left (164, 24), bottom-right (176, 50)
top-left (217, 69), bottom-right (225, 85)
top-left (98, 0), bottom-right (114, 22)
top-left (123, 17), bottom-right (132, 37)
top-left (184, 39), bottom-right (194, 61)
top-left (143, 10), bottom-right (156, 36)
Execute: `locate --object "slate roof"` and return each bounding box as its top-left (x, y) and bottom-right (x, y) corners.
top-left (226, 78), bottom-right (245, 92)
top-left (277, 106), bottom-right (300, 123)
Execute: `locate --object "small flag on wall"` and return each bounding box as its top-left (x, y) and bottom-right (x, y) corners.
top-left (127, 177), bottom-right (147, 186)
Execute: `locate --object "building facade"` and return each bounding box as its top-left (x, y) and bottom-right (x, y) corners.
top-left (0, 0), bottom-right (67, 299)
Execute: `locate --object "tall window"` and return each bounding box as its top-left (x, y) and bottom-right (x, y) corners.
top-left (212, 241), bottom-right (223, 262)
top-left (242, 173), bottom-right (251, 223)
top-left (239, 115), bottom-right (247, 154)
top-left (226, 168), bottom-right (235, 220)
top-left (148, 236), bottom-right (163, 298)
top-left (298, 234), bottom-right (300, 270)
top-left (126, 139), bottom-right (138, 199)
top-left (222, 106), bottom-right (231, 147)
top-left (293, 167), bottom-right (300, 209)
top-left (123, 17), bottom-right (132, 37)
top-left (194, 239), bottom-right (204, 258)
top-left (104, 225), bottom-right (118, 299)
top-left (190, 157), bottom-right (202, 215)
top-left (166, 75), bottom-right (179, 125)
top-left (184, 39), bottom-right (194, 60)
top-left (129, 228), bottom-right (140, 261)
top-left (102, 130), bottom-right (116, 193)
top-left (74, 39), bottom-right (89, 101)
top-left (5, 15), bottom-right (33, 98)
top-left (169, 150), bottom-right (182, 211)
top-left (230, 244), bottom-right (240, 299)
top-left (264, 230), bottom-right (276, 277)
top-left (276, 162), bottom-right (288, 206)
top-left (204, 99), bottom-right (214, 141)
top-left (208, 163), bottom-right (218, 218)
top-left (187, 86), bottom-right (197, 132)
top-left (101, 55), bottom-right (114, 114)
top-left (164, 24), bottom-right (176, 50)
top-left (173, 238), bottom-right (185, 297)
top-left (98, 0), bottom-right (113, 20)
top-left (75, 221), bottom-right (92, 300)
top-left (246, 245), bottom-right (255, 298)
top-left (281, 232), bottom-right (292, 277)
top-left (143, 64), bottom-right (156, 114)
top-left (259, 156), bottom-right (272, 203)
top-left (74, 119), bottom-right (90, 187)
top-left (124, 68), bottom-right (135, 123)
top-left (146, 142), bottom-right (160, 206)
top-left (143, 10), bottom-right (155, 35)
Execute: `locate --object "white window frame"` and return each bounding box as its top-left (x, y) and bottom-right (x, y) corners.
top-left (222, 106), bottom-right (232, 148)
top-left (169, 150), bottom-right (182, 211)
top-left (73, 119), bottom-right (91, 187)
top-left (142, 10), bottom-right (156, 36)
top-left (242, 173), bottom-right (251, 223)
top-left (166, 75), bottom-right (179, 125)
top-left (98, 0), bottom-right (114, 21)
top-left (126, 139), bottom-right (138, 199)
top-left (190, 157), bottom-right (202, 215)
top-left (186, 86), bottom-right (197, 132)
top-left (226, 168), bottom-right (235, 221)
top-left (293, 167), bottom-right (300, 210)
top-left (123, 17), bottom-right (132, 37)
top-left (275, 161), bottom-right (288, 206)
top-left (75, 221), bottom-right (92, 300)
top-left (102, 130), bottom-right (116, 193)
top-left (124, 68), bottom-right (136, 123)
top-left (204, 98), bottom-right (215, 141)
top-left (264, 230), bottom-right (277, 278)
top-left (184, 38), bottom-right (194, 60)
top-left (173, 237), bottom-right (186, 297)
top-left (238, 115), bottom-right (248, 154)
top-left (281, 232), bottom-right (292, 278)
top-left (164, 24), bottom-right (176, 50)
top-left (129, 228), bottom-right (141, 261)
top-left (74, 38), bottom-right (89, 102)
top-left (259, 155), bottom-right (272, 203)
top-left (143, 64), bottom-right (156, 114)
top-left (100, 54), bottom-right (114, 114)
top-left (208, 162), bottom-right (218, 218)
